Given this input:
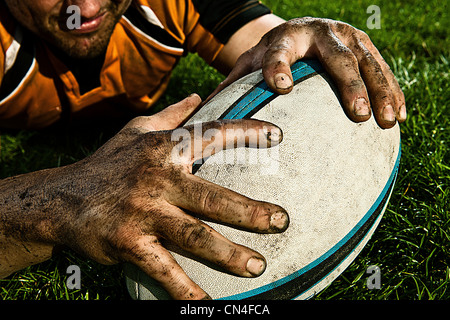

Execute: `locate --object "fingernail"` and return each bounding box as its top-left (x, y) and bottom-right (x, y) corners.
top-left (263, 126), bottom-right (283, 144)
top-left (383, 105), bottom-right (396, 123)
top-left (354, 98), bottom-right (370, 117)
top-left (270, 211), bottom-right (289, 232)
top-left (399, 104), bottom-right (407, 120)
top-left (246, 257), bottom-right (266, 277)
top-left (274, 73), bottom-right (293, 90)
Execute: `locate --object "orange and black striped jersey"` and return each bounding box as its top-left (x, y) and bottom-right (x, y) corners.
top-left (0, 0), bottom-right (271, 129)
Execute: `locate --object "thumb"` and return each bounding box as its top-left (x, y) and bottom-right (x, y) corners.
top-left (125, 94), bottom-right (202, 132)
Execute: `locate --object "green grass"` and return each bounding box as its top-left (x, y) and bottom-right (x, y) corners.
top-left (1, 0), bottom-right (448, 300)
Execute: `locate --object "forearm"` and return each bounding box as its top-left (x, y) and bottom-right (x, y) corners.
top-left (0, 167), bottom-right (68, 278)
top-left (0, 235), bottom-right (55, 278)
top-left (213, 13), bottom-right (286, 74)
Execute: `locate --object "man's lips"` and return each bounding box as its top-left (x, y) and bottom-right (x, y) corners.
top-left (67, 11), bottom-right (107, 34)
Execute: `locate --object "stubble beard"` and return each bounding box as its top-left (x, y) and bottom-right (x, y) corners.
top-left (38, 1), bottom-right (129, 59)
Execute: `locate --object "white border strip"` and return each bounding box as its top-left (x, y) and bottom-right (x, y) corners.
top-left (121, 16), bottom-right (184, 54)
top-left (0, 50), bottom-right (36, 106)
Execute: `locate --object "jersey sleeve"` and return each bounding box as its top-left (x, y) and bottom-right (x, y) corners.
top-left (184, 0), bottom-right (272, 64)
top-left (191, 0), bottom-right (272, 44)
top-left (134, 0), bottom-right (272, 64)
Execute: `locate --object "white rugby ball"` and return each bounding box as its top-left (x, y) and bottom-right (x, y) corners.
top-left (124, 59), bottom-right (401, 300)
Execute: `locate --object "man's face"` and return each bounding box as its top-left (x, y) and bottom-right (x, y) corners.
top-left (5, 0), bottom-right (132, 59)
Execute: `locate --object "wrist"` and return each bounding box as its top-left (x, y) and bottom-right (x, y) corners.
top-left (0, 166), bottom-right (73, 246)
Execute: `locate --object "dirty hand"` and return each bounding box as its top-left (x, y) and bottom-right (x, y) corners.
top-left (214, 17), bottom-right (407, 129)
top-left (48, 95), bottom-right (288, 299)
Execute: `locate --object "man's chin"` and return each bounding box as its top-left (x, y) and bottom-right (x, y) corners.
top-left (65, 43), bottom-right (108, 60)
top-left (49, 34), bottom-right (111, 59)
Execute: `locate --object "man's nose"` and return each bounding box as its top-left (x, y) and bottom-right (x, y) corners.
top-left (66, 0), bottom-right (102, 19)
